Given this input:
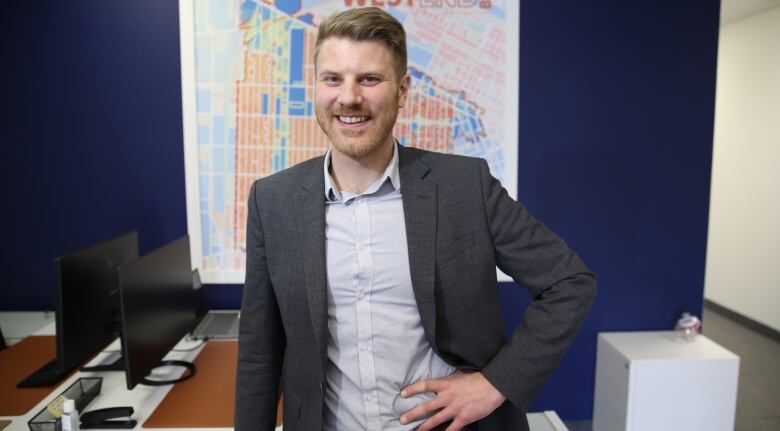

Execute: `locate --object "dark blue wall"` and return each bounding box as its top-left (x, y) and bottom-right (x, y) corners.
top-left (1, 1), bottom-right (188, 308)
top-left (503, 0), bottom-right (720, 418)
top-left (1, 0), bottom-right (720, 421)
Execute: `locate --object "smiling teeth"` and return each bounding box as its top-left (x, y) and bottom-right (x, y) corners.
top-left (339, 116), bottom-right (368, 124)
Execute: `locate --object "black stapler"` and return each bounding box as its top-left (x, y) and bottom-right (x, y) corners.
top-left (80, 406), bottom-right (137, 429)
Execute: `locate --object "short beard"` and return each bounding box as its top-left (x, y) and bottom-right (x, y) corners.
top-left (316, 107), bottom-right (398, 160)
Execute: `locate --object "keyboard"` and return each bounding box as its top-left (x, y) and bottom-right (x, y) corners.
top-left (17, 359), bottom-right (68, 388)
top-left (201, 313), bottom-right (237, 334)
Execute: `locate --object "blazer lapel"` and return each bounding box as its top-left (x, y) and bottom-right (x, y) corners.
top-left (399, 146), bottom-right (438, 346)
top-left (295, 162), bottom-right (329, 376)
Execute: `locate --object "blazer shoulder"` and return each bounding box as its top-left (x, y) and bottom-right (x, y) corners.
top-left (251, 154), bottom-right (325, 195)
top-left (402, 146), bottom-right (486, 174)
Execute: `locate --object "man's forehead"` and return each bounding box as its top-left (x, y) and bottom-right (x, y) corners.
top-left (319, 37), bottom-right (391, 51)
top-left (316, 37), bottom-right (393, 65)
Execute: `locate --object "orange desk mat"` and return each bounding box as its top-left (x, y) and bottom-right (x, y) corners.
top-left (0, 336), bottom-right (59, 416)
top-left (144, 341), bottom-right (282, 428)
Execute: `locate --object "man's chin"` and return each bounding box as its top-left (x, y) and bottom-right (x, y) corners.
top-left (331, 139), bottom-right (385, 160)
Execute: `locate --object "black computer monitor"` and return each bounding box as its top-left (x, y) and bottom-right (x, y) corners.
top-left (17, 231), bottom-right (139, 388)
top-left (117, 235), bottom-right (198, 390)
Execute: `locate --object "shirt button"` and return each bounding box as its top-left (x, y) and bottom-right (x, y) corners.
top-left (357, 289), bottom-right (365, 299)
top-left (359, 344), bottom-right (369, 351)
top-left (365, 395), bottom-right (372, 402)
top-left (356, 243), bottom-right (365, 250)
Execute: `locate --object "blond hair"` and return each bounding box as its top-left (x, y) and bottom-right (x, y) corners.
top-left (314, 7), bottom-right (408, 80)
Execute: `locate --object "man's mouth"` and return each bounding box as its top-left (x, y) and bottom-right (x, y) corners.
top-left (336, 115), bottom-right (370, 126)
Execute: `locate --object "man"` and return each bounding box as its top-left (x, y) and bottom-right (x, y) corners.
top-left (236, 7), bottom-right (596, 431)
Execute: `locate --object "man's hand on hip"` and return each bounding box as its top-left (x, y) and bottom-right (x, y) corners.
top-left (399, 370), bottom-right (506, 431)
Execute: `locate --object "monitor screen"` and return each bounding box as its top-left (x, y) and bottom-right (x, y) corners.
top-left (118, 235), bottom-right (197, 390)
top-left (56, 231), bottom-right (139, 372)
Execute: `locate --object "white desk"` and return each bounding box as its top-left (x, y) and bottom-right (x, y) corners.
top-left (0, 312), bottom-right (55, 346)
top-left (1, 312), bottom-right (568, 431)
top-left (593, 331), bottom-right (739, 431)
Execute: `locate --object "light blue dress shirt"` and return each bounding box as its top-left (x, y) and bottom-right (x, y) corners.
top-left (322, 144), bottom-right (456, 430)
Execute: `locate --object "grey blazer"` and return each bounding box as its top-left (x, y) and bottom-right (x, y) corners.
top-left (236, 145), bottom-right (596, 431)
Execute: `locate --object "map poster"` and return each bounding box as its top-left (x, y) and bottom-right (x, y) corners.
top-left (180, 0), bottom-right (519, 284)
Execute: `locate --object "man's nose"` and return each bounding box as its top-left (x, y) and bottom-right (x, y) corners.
top-left (337, 81), bottom-right (363, 106)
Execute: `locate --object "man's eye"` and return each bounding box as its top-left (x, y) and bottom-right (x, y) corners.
top-left (322, 76), bottom-right (341, 85)
top-left (362, 77), bottom-right (380, 85)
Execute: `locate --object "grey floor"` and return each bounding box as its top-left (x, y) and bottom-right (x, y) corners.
top-left (564, 303), bottom-right (780, 431)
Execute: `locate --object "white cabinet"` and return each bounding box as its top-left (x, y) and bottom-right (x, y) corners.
top-left (593, 331), bottom-right (739, 431)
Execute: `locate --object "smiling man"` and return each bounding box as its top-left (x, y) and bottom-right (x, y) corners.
top-left (236, 7), bottom-right (596, 431)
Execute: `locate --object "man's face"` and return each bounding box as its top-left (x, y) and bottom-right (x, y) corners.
top-left (315, 37), bottom-right (409, 160)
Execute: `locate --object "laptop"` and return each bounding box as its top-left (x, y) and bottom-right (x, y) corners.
top-left (190, 269), bottom-right (240, 340)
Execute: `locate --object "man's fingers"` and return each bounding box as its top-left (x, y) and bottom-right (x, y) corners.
top-left (416, 407), bottom-right (454, 431)
top-left (444, 417), bottom-right (468, 431)
top-left (400, 396), bottom-right (444, 424)
top-left (401, 378), bottom-right (444, 397)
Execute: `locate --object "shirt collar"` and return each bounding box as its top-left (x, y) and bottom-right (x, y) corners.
top-left (324, 142), bottom-right (401, 202)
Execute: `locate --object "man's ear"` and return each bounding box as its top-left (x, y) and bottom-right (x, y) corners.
top-left (398, 73), bottom-right (411, 108)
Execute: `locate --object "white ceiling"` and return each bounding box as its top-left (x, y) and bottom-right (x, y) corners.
top-left (720, 0), bottom-right (780, 24)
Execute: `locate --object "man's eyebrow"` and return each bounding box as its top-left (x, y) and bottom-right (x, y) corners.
top-left (316, 70), bottom-right (389, 78)
top-left (360, 71), bottom-right (388, 78)
top-left (317, 70), bottom-right (341, 77)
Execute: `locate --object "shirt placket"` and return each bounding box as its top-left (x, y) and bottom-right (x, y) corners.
top-left (354, 196), bottom-right (381, 430)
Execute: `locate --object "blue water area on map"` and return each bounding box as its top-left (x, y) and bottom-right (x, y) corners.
top-left (240, 1), bottom-right (257, 24)
top-left (198, 125), bottom-right (209, 144)
top-left (196, 36), bottom-right (212, 81)
top-left (214, 176), bottom-right (224, 213)
top-left (214, 33), bottom-right (242, 82)
top-left (467, 19), bottom-right (486, 34)
top-left (210, 0), bottom-right (235, 30)
top-left (298, 13), bottom-right (314, 25)
top-left (306, 102), bottom-right (312, 116)
top-left (302, 0), bottom-right (327, 7)
top-left (213, 115), bottom-right (225, 145)
top-left (214, 146), bottom-right (225, 171)
top-left (262, 94), bottom-right (269, 114)
top-left (408, 42), bottom-right (432, 68)
top-left (388, 8), bottom-right (406, 23)
top-left (200, 218), bottom-right (210, 257)
top-left (276, 98), bottom-right (281, 115)
top-left (198, 89), bottom-right (211, 113)
top-left (199, 175), bottom-right (209, 200)
top-left (288, 87), bottom-right (306, 116)
top-left (228, 128), bottom-right (236, 147)
top-left (489, 5), bottom-right (505, 20)
top-left (290, 29), bottom-right (304, 84)
top-left (274, 145), bottom-right (287, 171)
top-left (276, 0), bottom-right (301, 15)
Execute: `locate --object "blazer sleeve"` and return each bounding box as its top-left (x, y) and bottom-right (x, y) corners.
top-left (476, 159), bottom-right (597, 412)
top-left (235, 180), bottom-right (286, 431)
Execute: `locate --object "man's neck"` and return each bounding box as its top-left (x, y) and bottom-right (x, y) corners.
top-left (330, 140), bottom-right (395, 195)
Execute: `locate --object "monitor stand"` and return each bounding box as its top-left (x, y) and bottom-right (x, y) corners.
top-left (139, 360), bottom-right (197, 386)
top-left (81, 350), bottom-right (124, 372)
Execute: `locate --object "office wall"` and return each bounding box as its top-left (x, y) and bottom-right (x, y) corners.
top-left (1, 1), bottom-right (188, 308)
top-left (1, 0), bottom-right (720, 420)
top-left (705, 6), bottom-right (780, 332)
